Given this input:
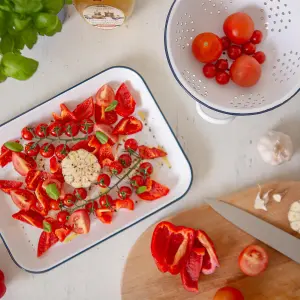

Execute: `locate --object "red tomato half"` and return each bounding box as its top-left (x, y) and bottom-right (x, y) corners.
top-left (214, 287), bottom-right (244, 300)
top-left (95, 84), bottom-right (115, 107)
top-left (223, 12), bottom-right (254, 45)
top-left (10, 189), bottom-right (36, 211)
top-left (192, 32), bottom-right (223, 63)
top-left (230, 55), bottom-right (262, 87)
top-left (69, 209), bottom-right (90, 234)
top-left (12, 152), bottom-right (37, 176)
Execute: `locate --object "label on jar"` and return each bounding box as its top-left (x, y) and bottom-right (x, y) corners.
top-left (83, 5), bottom-right (125, 29)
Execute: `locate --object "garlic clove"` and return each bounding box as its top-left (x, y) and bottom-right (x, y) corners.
top-left (272, 190), bottom-right (287, 203)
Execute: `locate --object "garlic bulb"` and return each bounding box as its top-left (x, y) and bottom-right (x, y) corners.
top-left (288, 201), bottom-right (300, 233)
top-left (257, 131), bottom-right (293, 166)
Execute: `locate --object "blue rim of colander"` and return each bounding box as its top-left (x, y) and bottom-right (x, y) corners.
top-left (0, 66), bottom-right (193, 273)
top-left (164, 0), bottom-right (300, 116)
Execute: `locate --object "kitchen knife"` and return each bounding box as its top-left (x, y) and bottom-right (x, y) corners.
top-left (205, 198), bottom-right (300, 264)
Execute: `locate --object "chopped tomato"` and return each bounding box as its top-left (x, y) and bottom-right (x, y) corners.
top-left (114, 199), bottom-right (135, 211)
top-left (37, 231), bottom-right (59, 257)
top-left (214, 287), bottom-right (244, 300)
top-left (10, 189), bottom-right (36, 211)
top-left (12, 152), bottom-right (37, 176)
top-left (12, 210), bottom-right (44, 229)
top-left (53, 103), bottom-right (77, 123)
top-left (69, 209), bottom-right (90, 234)
top-left (98, 144), bottom-right (114, 167)
top-left (94, 123), bottom-right (118, 145)
top-left (95, 105), bottom-right (118, 125)
top-left (55, 227), bottom-right (71, 242)
top-left (95, 209), bottom-right (113, 224)
top-left (95, 84), bottom-right (115, 107)
top-left (138, 146), bottom-right (167, 159)
top-left (112, 116), bottom-right (143, 135)
top-left (115, 83), bottom-right (136, 117)
top-left (0, 180), bottom-right (22, 194)
top-left (72, 97), bottom-right (94, 121)
top-left (137, 180), bottom-right (169, 201)
top-left (25, 170), bottom-right (46, 191)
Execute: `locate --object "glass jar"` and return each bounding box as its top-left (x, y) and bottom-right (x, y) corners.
top-left (74, 0), bottom-right (135, 29)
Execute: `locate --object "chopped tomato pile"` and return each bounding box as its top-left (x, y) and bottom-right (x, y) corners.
top-left (0, 82), bottom-right (170, 258)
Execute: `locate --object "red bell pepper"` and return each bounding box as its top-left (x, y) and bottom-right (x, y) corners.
top-left (0, 149), bottom-right (11, 167)
top-left (112, 116), bottom-right (143, 135)
top-left (180, 247), bottom-right (206, 292)
top-left (98, 144), bottom-right (114, 167)
top-left (88, 135), bottom-right (102, 155)
top-left (34, 181), bottom-right (50, 216)
top-left (53, 104), bottom-right (77, 123)
top-left (72, 97), bottom-right (94, 121)
top-left (25, 170), bottom-right (46, 191)
top-left (115, 83), bottom-right (136, 117)
top-left (0, 180), bottom-right (22, 194)
top-left (137, 180), bottom-right (170, 201)
top-left (71, 140), bottom-right (94, 152)
top-left (37, 231), bottom-right (59, 257)
top-left (138, 146), bottom-right (167, 159)
top-left (12, 210), bottom-right (44, 229)
top-left (95, 209), bottom-right (113, 224)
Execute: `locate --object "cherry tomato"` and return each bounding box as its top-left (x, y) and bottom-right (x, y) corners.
top-left (73, 188), bottom-right (87, 200)
top-left (55, 144), bottom-right (70, 160)
top-left (138, 162), bottom-right (153, 176)
top-left (35, 123), bottom-right (49, 138)
top-left (97, 173), bottom-right (111, 188)
top-left (124, 139), bottom-right (138, 152)
top-left (221, 36), bottom-right (231, 50)
top-left (109, 161), bottom-right (123, 175)
top-left (0, 281), bottom-right (6, 299)
top-left (49, 200), bottom-right (60, 211)
top-left (85, 201), bottom-right (99, 213)
top-left (64, 121), bottom-right (80, 137)
top-left (238, 245), bottom-right (268, 276)
top-left (69, 209), bottom-right (90, 234)
top-left (25, 142), bottom-right (40, 157)
top-left (192, 32), bottom-right (223, 63)
top-left (251, 30), bottom-right (263, 44)
top-left (95, 84), bottom-right (115, 107)
top-left (214, 287), bottom-right (244, 300)
top-left (63, 194), bottom-right (75, 207)
top-left (118, 154), bottom-right (132, 168)
top-left (49, 122), bottom-right (64, 137)
top-left (227, 45), bottom-right (242, 60)
top-left (203, 63), bottom-right (216, 78)
top-left (57, 211), bottom-right (70, 224)
top-left (21, 127), bottom-right (34, 140)
top-left (118, 186), bottom-right (133, 199)
top-left (215, 59), bottom-right (229, 71)
top-left (80, 118), bottom-right (94, 134)
top-left (130, 175), bottom-right (145, 188)
top-left (216, 71), bottom-right (230, 85)
top-left (99, 195), bottom-right (113, 208)
top-left (230, 55), bottom-right (262, 87)
top-left (242, 42), bottom-right (256, 55)
top-left (253, 51), bottom-right (266, 64)
top-left (40, 143), bottom-right (55, 158)
top-left (223, 12), bottom-right (254, 45)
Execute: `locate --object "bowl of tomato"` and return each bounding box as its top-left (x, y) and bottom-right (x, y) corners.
top-left (165, 0), bottom-right (300, 123)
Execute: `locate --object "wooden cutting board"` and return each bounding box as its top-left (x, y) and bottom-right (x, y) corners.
top-left (122, 182), bottom-right (300, 300)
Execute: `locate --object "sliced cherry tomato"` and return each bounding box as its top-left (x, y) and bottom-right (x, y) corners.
top-left (203, 63), bottom-right (216, 78)
top-left (40, 143), bottom-right (55, 158)
top-left (37, 231), bottom-right (59, 257)
top-left (21, 127), bottom-right (34, 140)
top-left (12, 152), bottom-right (37, 176)
top-left (63, 194), bottom-right (75, 207)
top-left (95, 84), bottom-right (115, 107)
top-left (25, 170), bottom-right (45, 191)
top-left (238, 245), bottom-right (268, 276)
top-left (96, 209), bottom-right (113, 224)
top-left (73, 188), bottom-right (87, 200)
top-left (130, 175), bottom-right (145, 188)
top-left (79, 118), bottom-right (94, 134)
top-left (55, 144), bottom-right (70, 160)
top-left (99, 194), bottom-right (113, 208)
top-left (216, 71), bottom-right (230, 85)
top-left (73, 97), bottom-right (94, 121)
top-left (64, 121), bottom-right (80, 137)
top-left (227, 45), bottom-right (242, 60)
top-left (223, 12), bottom-right (254, 45)
top-left (49, 200), bottom-right (60, 211)
top-left (214, 287), bottom-right (244, 300)
top-left (118, 186), bottom-right (132, 199)
top-left (48, 122), bottom-right (64, 137)
top-left (253, 51), bottom-right (266, 64)
top-left (115, 83), bottom-right (136, 117)
top-left (138, 162), bottom-right (153, 176)
top-left (12, 210), bottom-right (44, 229)
top-left (251, 30), bottom-right (263, 44)
top-left (25, 142), bottom-right (40, 157)
top-left (94, 123), bottom-right (119, 145)
top-left (98, 143), bottom-right (114, 167)
top-left (69, 209), bottom-right (91, 234)
top-left (124, 138), bottom-right (138, 152)
top-left (242, 42), bottom-right (256, 55)
top-left (138, 146), bottom-right (167, 159)
top-left (85, 201), bottom-right (99, 213)
top-left (192, 32), bottom-right (223, 63)
top-left (109, 161), bottom-right (123, 175)
top-left (137, 180), bottom-right (170, 201)
top-left (53, 104), bottom-right (77, 123)
top-left (95, 105), bottom-right (118, 125)
top-left (35, 123), bottom-right (49, 138)
top-left (230, 55), bottom-right (262, 87)
top-left (215, 59), bottom-right (229, 71)
top-left (0, 180), bottom-right (22, 194)
top-left (221, 36), bottom-right (231, 50)
top-left (114, 199), bottom-right (134, 211)
top-left (118, 154), bottom-right (132, 168)
top-left (55, 226), bottom-right (71, 242)
top-left (10, 189), bottom-right (35, 211)
top-left (97, 173), bottom-right (111, 188)
top-left (112, 116), bottom-right (143, 135)
top-left (57, 211), bottom-right (70, 224)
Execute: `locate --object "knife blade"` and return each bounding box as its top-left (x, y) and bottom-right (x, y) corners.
top-left (204, 198), bottom-right (300, 264)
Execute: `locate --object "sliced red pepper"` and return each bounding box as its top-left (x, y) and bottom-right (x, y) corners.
top-left (34, 181), bottom-right (50, 216)
top-left (55, 227), bottom-right (71, 242)
top-left (50, 157), bottom-right (61, 174)
top-left (137, 180), bottom-right (170, 201)
top-left (138, 146), bottom-right (167, 159)
top-left (180, 247), bottom-right (206, 292)
top-left (98, 144), bottom-right (114, 167)
top-left (95, 104), bottom-right (118, 125)
top-left (50, 172), bottom-right (65, 184)
top-left (73, 97), bottom-right (94, 121)
top-left (71, 140), bottom-right (94, 152)
top-left (25, 170), bottom-right (46, 191)
top-left (12, 210), bottom-right (44, 229)
top-left (115, 83), bottom-right (136, 117)
top-left (53, 104), bottom-right (77, 123)
top-left (10, 189), bottom-right (36, 211)
top-left (37, 231), bottom-right (59, 257)
top-left (0, 180), bottom-right (22, 194)
top-left (88, 135), bottom-right (102, 155)
top-left (112, 116), bottom-right (143, 135)
top-left (0, 149), bottom-right (12, 167)
top-left (95, 209), bottom-right (113, 224)
top-left (113, 199), bottom-right (135, 211)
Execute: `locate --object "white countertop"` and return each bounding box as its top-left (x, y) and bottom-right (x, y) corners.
top-left (1, 1), bottom-right (300, 299)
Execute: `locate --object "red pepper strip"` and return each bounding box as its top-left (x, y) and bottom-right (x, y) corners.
top-left (113, 199), bottom-right (135, 211)
top-left (195, 230), bottom-right (220, 275)
top-left (115, 83), bottom-right (136, 117)
top-left (88, 135), bottom-right (102, 155)
top-left (49, 157), bottom-right (60, 174)
top-left (138, 146), bottom-right (167, 159)
top-left (180, 247), bottom-right (206, 293)
top-left (71, 140), bottom-right (94, 152)
top-left (0, 180), bottom-right (22, 194)
top-left (44, 217), bottom-right (71, 242)
top-left (0, 149), bottom-right (12, 167)
top-left (12, 210), bottom-right (44, 229)
top-left (112, 116), bottom-right (143, 135)
top-left (37, 231), bottom-right (59, 257)
top-left (73, 97), bottom-right (94, 121)
top-left (10, 189), bottom-right (36, 211)
top-left (95, 104), bottom-right (118, 125)
top-left (25, 170), bottom-right (47, 191)
top-left (53, 104), bottom-right (77, 123)
top-left (95, 209), bottom-right (113, 224)
top-left (33, 181), bottom-right (50, 216)
top-left (137, 180), bottom-right (170, 201)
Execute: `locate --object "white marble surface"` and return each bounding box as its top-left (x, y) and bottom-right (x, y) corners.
top-left (1, 1), bottom-right (300, 299)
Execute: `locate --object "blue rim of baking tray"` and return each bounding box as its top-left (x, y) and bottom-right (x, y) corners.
top-left (0, 66), bottom-right (193, 273)
top-left (164, 0), bottom-right (300, 116)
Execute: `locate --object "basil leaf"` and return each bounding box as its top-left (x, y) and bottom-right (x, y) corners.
top-left (4, 141), bottom-right (23, 152)
top-left (43, 220), bottom-right (52, 233)
top-left (0, 10), bottom-right (7, 37)
top-left (12, 0), bottom-right (43, 14)
top-left (0, 34), bottom-right (15, 54)
top-left (42, 0), bottom-right (64, 15)
top-left (34, 13), bottom-right (62, 37)
top-left (21, 26), bottom-right (38, 49)
top-left (12, 15), bottom-right (32, 31)
top-left (0, 70), bottom-right (7, 83)
top-left (0, 0), bottom-right (14, 12)
top-left (96, 131), bottom-right (108, 145)
top-left (105, 100), bottom-right (118, 112)
top-left (136, 186), bottom-right (147, 194)
top-left (46, 183), bottom-right (60, 200)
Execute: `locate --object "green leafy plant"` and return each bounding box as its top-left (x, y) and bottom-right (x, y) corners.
top-left (0, 0), bottom-right (67, 82)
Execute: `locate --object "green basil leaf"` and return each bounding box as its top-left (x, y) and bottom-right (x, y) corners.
top-left (42, 0), bottom-right (64, 15)
top-left (1, 52), bottom-right (39, 80)
top-left (12, 0), bottom-right (43, 14)
top-left (12, 15), bottom-right (32, 31)
top-left (46, 183), bottom-right (60, 200)
top-left (13, 34), bottom-right (25, 51)
top-left (0, 10), bottom-right (7, 37)
top-left (96, 131), bottom-right (108, 145)
top-left (0, 70), bottom-right (7, 83)
top-left (43, 220), bottom-right (52, 233)
top-left (136, 186), bottom-right (147, 194)
top-left (20, 26), bottom-right (38, 49)
top-left (4, 141), bottom-right (23, 152)
top-left (105, 100), bottom-right (118, 112)
top-left (34, 13), bottom-right (62, 37)
top-left (0, 0), bottom-right (14, 12)
top-left (0, 34), bottom-right (15, 54)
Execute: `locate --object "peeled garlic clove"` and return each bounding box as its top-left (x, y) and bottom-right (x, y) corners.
top-left (262, 189), bottom-right (273, 205)
top-left (288, 200), bottom-right (300, 233)
top-left (272, 190), bottom-right (287, 203)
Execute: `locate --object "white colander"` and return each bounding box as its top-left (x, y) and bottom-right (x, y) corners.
top-left (165, 0), bottom-right (300, 124)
